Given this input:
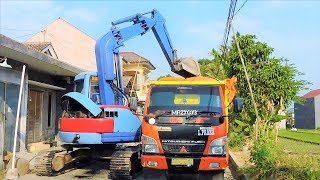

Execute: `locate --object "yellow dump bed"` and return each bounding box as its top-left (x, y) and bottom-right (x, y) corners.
top-left (149, 76), bottom-right (237, 106)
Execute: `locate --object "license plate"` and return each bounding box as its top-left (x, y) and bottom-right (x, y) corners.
top-left (171, 158), bottom-right (193, 165)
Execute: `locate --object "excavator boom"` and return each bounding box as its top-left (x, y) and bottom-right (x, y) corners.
top-left (95, 9), bottom-right (200, 105)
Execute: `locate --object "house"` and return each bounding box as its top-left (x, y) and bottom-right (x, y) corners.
top-left (121, 52), bottom-right (156, 103)
top-left (0, 34), bottom-right (82, 168)
top-left (26, 18), bottom-right (156, 103)
top-left (26, 18), bottom-right (96, 71)
top-left (294, 89), bottom-right (320, 129)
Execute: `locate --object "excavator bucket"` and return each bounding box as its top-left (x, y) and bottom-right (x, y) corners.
top-left (174, 57), bottom-right (201, 78)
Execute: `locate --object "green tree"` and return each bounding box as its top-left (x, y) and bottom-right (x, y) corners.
top-left (198, 56), bottom-right (226, 80)
top-left (200, 34), bottom-right (309, 139)
top-left (156, 74), bottom-right (172, 80)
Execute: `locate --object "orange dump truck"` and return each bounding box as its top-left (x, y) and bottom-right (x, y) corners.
top-left (141, 76), bottom-right (242, 179)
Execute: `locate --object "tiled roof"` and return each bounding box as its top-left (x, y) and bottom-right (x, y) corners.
top-left (120, 52), bottom-right (150, 63)
top-left (24, 42), bottom-right (52, 51)
top-left (303, 89), bottom-right (320, 99)
top-left (120, 52), bottom-right (155, 70)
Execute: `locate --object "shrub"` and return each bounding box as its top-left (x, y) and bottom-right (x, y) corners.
top-left (250, 134), bottom-right (277, 177)
top-left (228, 131), bottom-right (246, 150)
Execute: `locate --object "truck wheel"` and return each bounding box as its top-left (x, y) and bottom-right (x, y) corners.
top-left (199, 171), bottom-right (224, 180)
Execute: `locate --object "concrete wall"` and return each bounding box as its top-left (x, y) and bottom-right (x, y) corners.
top-left (26, 18), bottom-right (97, 72)
top-left (294, 98), bottom-right (315, 129)
top-left (315, 96), bottom-right (320, 128)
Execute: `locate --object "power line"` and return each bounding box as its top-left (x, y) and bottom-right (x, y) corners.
top-left (221, 0), bottom-right (238, 52)
top-left (234, 0), bottom-right (248, 16)
top-left (0, 27), bottom-right (36, 32)
top-left (14, 33), bottom-right (34, 39)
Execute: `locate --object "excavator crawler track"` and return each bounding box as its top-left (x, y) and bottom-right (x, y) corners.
top-left (108, 146), bottom-right (142, 179)
top-left (34, 149), bottom-right (65, 176)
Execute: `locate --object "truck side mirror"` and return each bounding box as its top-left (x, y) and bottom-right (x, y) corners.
top-left (129, 97), bottom-right (138, 111)
top-left (233, 97), bottom-right (243, 113)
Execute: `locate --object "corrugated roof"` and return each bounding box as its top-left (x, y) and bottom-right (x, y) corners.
top-left (303, 89), bottom-right (320, 99)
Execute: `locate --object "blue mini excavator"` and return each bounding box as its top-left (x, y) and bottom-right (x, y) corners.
top-left (33, 9), bottom-right (200, 179)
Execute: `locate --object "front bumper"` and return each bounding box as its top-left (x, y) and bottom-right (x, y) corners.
top-left (141, 154), bottom-right (228, 172)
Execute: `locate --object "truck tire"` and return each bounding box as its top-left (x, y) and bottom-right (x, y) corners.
top-left (199, 170), bottom-right (224, 180)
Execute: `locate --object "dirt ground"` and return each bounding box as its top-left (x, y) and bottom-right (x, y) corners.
top-left (19, 159), bottom-right (235, 180)
top-left (231, 150), bottom-right (251, 167)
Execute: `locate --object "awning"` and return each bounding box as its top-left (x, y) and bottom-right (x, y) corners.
top-left (28, 80), bottom-right (66, 90)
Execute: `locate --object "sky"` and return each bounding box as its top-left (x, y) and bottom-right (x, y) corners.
top-left (1, 0), bottom-right (319, 95)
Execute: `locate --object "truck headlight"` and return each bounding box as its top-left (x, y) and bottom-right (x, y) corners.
top-left (208, 136), bottom-right (227, 155)
top-left (142, 135), bottom-right (159, 153)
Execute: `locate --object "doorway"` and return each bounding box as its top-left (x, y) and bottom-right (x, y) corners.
top-left (27, 90), bottom-right (43, 143)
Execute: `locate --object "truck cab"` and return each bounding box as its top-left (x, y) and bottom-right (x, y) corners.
top-left (141, 76), bottom-right (241, 178)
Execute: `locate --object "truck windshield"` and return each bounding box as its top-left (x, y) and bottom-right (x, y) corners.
top-left (147, 85), bottom-right (223, 124)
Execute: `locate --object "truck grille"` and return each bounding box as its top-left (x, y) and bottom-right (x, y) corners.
top-left (162, 144), bottom-right (205, 154)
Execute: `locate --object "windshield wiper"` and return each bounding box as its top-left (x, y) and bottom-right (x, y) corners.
top-left (186, 111), bottom-right (222, 119)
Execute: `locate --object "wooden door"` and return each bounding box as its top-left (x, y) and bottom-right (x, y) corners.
top-left (27, 90), bottom-right (43, 143)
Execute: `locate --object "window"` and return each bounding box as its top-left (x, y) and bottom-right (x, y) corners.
top-left (75, 80), bottom-right (84, 93)
top-left (90, 76), bottom-right (100, 104)
top-left (136, 75), bottom-right (140, 91)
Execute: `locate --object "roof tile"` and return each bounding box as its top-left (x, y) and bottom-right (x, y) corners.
top-left (24, 42), bottom-right (52, 51)
top-left (120, 52), bottom-right (155, 70)
top-left (303, 89), bottom-right (320, 99)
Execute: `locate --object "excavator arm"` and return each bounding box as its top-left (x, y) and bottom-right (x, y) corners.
top-left (95, 9), bottom-right (200, 105)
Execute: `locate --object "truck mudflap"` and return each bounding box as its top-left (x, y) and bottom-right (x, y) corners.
top-left (61, 92), bottom-right (102, 117)
top-left (142, 155), bottom-right (227, 172)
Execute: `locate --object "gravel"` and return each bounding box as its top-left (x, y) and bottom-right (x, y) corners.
top-left (20, 159), bottom-right (235, 180)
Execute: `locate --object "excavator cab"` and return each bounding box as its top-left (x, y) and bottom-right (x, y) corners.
top-left (73, 72), bottom-right (101, 104)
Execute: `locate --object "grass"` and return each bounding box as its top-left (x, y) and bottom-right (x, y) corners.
top-left (277, 137), bottom-right (320, 154)
top-left (0, 169), bottom-right (4, 180)
top-left (275, 138), bottom-right (320, 179)
top-left (298, 128), bottom-right (320, 135)
top-left (241, 137), bottom-right (320, 179)
top-left (278, 129), bottom-right (320, 144)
